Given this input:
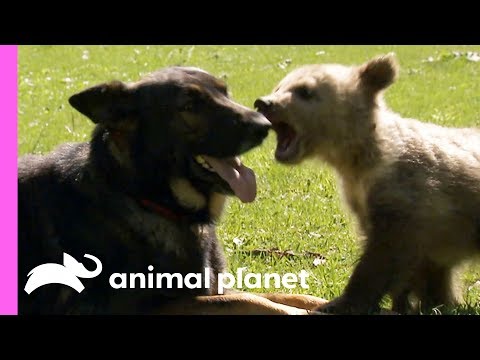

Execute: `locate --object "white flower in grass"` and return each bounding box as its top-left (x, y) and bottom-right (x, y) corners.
top-left (468, 280), bottom-right (480, 291)
top-left (82, 50), bottom-right (89, 60)
top-left (313, 257), bottom-right (326, 267)
top-left (466, 52), bottom-right (480, 62)
top-left (233, 237), bottom-right (243, 246)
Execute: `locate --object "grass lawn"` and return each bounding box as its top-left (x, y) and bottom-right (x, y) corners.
top-left (18, 45), bottom-right (480, 314)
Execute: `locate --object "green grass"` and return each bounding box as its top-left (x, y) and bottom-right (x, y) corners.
top-left (18, 45), bottom-right (480, 314)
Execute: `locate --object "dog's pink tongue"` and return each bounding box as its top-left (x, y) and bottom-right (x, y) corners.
top-left (202, 156), bottom-right (257, 203)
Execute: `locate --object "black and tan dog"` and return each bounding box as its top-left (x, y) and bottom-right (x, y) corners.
top-left (19, 67), bottom-right (327, 314)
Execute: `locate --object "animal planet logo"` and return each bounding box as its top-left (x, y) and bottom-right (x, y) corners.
top-left (24, 253), bottom-right (102, 294)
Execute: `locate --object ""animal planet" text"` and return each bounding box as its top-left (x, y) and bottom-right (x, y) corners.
top-left (109, 267), bottom-right (310, 294)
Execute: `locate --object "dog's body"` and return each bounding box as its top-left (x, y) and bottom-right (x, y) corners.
top-left (19, 67), bottom-right (327, 314)
top-left (255, 54), bottom-right (480, 314)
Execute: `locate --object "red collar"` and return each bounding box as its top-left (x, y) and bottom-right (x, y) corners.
top-left (139, 199), bottom-right (185, 222)
top-left (109, 129), bottom-right (185, 222)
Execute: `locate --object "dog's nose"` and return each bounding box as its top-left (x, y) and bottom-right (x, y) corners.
top-left (250, 113), bottom-right (271, 140)
top-left (254, 97), bottom-right (273, 112)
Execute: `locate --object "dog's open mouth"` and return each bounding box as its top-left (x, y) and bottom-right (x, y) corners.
top-left (194, 155), bottom-right (256, 203)
top-left (272, 121), bottom-right (300, 162)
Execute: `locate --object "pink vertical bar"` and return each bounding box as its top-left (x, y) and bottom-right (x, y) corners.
top-left (0, 45), bottom-right (18, 315)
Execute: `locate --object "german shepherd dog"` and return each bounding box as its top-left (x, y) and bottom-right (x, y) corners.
top-left (19, 67), bottom-right (327, 314)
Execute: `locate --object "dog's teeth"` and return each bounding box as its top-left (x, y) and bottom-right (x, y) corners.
top-left (195, 155), bottom-right (215, 172)
top-left (195, 155), bottom-right (205, 164)
top-left (201, 162), bottom-right (214, 171)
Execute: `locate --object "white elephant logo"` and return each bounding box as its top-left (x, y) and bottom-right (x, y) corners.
top-left (24, 253), bottom-right (103, 294)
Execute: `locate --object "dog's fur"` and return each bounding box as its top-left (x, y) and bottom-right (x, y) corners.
top-left (19, 67), bottom-right (327, 314)
top-left (255, 54), bottom-right (480, 314)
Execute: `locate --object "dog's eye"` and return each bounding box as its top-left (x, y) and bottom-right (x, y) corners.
top-left (295, 86), bottom-right (314, 100)
top-left (180, 102), bottom-right (195, 112)
top-left (216, 85), bottom-right (228, 97)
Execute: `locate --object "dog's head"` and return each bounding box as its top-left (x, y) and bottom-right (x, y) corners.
top-left (69, 67), bottom-right (270, 216)
top-left (254, 54), bottom-right (398, 165)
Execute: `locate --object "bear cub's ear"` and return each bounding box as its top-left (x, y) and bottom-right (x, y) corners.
top-left (358, 53), bottom-right (399, 93)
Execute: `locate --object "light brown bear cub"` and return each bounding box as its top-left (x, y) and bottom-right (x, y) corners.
top-left (255, 53), bottom-right (480, 314)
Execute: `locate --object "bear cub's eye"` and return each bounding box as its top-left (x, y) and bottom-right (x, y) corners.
top-left (295, 86), bottom-right (314, 100)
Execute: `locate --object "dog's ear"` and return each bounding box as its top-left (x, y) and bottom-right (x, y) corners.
top-left (68, 80), bottom-right (137, 126)
top-left (358, 53), bottom-right (399, 94)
